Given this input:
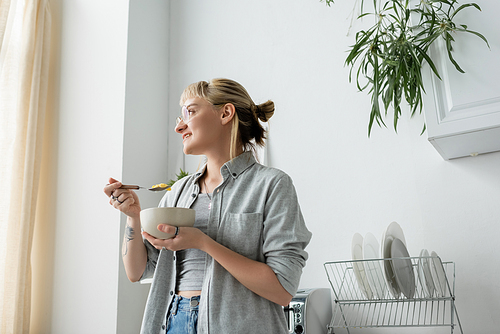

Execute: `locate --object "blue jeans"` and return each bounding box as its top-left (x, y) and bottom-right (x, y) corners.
top-left (166, 295), bottom-right (200, 334)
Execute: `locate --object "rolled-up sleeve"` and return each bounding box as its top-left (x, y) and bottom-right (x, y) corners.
top-left (140, 239), bottom-right (159, 280)
top-left (262, 174), bottom-right (312, 296)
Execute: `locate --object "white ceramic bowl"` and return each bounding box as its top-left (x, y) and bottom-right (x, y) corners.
top-left (140, 207), bottom-right (195, 239)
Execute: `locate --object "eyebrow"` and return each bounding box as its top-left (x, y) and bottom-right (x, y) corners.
top-left (184, 103), bottom-right (199, 109)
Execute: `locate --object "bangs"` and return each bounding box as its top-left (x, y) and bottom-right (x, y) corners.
top-left (179, 81), bottom-right (209, 106)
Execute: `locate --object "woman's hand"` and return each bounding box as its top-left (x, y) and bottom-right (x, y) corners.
top-left (103, 177), bottom-right (141, 219)
top-left (142, 225), bottom-right (208, 251)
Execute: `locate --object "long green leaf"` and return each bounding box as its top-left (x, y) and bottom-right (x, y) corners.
top-left (414, 43), bottom-right (442, 80)
top-left (455, 28), bottom-right (490, 48)
top-left (444, 33), bottom-right (465, 73)
top-left (451, 3), bottom-right (481, 20)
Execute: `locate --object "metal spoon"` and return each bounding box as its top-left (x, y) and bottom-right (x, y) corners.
top-left (119, 184), bottom-right (171, 192)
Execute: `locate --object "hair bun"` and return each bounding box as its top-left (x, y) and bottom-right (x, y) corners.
top-left (254, 100), bottom-right (274, 122)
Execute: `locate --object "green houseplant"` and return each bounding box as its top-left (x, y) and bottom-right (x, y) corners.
top-left (167, 168), bottom-right (190, 188)
top-left (323, 0), bottom-right (489, 135)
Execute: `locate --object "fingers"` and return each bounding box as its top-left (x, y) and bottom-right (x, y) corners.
top-left (110, 192), bottom-right (135, 208)
top-left (142, 231), bottom-right (174, 250)
top-left (143, 225), bottom-right (181, 251)
top-left (109, 177), bottom-right (119, 184)
top-left (104, 178), bottom-right (122, 197)
top-left (105, 177), bottom-right (134, 208)
top-left (157, 224), bottom-right (178, 235)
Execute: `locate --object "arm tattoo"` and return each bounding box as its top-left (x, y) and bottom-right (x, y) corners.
top-left (122, 224), bottom-right (135, 256)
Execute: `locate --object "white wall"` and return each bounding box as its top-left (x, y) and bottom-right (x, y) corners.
top-left (46, 0), bottom-right (129, 333)
top-left (45, 1), bottom-right (173, 333)
top-left (44, 0), bottom-right (500, 333)
top-left (118, 1), bottom-right (170, 333)
top-left (167, 1), bottom-right (500, 333)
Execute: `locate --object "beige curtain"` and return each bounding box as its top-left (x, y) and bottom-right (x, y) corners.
top-left (0, 0), bottom-right (52, 333)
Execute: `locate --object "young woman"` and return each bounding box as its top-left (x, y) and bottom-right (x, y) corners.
top-left (104, 78), bottom-right (312, 334)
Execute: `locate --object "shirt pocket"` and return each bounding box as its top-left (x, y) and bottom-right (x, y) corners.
top-left (222, 212), bottom-right (263, 259)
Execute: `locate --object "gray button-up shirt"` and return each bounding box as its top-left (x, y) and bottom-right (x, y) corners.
top-left (140, 152), bottom-right (312, 334)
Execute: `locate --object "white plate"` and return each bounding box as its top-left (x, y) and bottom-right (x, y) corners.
top-left (417, 249), bottom-right (435, 298)
top-left (363, 232), bottom-right (387, 299)
top-left (381, 222), bottom-right (406, 299)
top-left (351, 233), bottom-right (373, 300)
top-left (430, 251), bottom-right (447, 297)
top-left (390, 238), bottom-right (415, 299)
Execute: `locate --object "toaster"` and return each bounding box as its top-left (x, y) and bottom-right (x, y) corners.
top-left (285, 288), bottom-right (333, 334)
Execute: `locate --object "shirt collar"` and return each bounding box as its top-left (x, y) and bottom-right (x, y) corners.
top-left (190, 151), bottom-right (256, 184)
top-left (223, 151), bottom-right (256, 179)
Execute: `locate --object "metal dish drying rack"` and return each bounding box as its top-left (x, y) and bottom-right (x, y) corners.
top-left (324, 257), bottom-right (462, 333)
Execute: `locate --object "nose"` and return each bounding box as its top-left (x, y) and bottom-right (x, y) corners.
top-left (175, 117), bottom-right (186, 133)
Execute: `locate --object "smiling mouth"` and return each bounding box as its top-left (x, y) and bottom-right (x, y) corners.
top-left (183, 134), bottom-right (192, 140)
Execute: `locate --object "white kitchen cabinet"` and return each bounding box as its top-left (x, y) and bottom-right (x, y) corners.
top-left (422, 3), bottom-right (500, 160)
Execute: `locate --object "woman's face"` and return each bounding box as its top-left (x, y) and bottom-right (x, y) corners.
top-left (175, 97), bottom-right (224, 156)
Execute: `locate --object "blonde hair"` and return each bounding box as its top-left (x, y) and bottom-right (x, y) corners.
top-left (180, 78), bottom-right (274, 160)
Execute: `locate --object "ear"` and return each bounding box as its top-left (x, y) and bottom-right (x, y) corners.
top-left (220, 103), bottom-right (236, 125)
